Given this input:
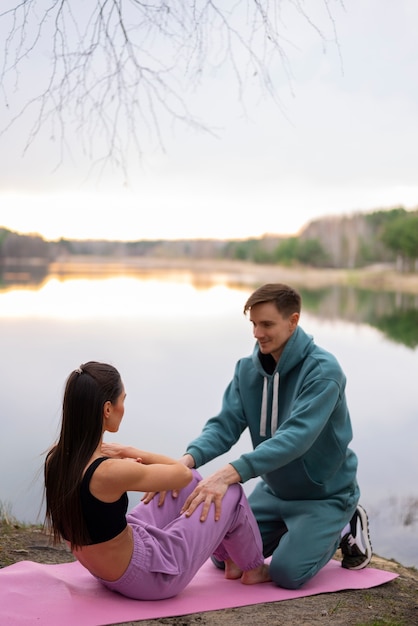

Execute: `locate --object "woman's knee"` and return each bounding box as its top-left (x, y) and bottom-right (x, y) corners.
top-left (178, 469), bottom-right (203, 503)
top-left (223, 482), bottom-right (244, 506)
top-left (189, 469), bottom-right (203, 487)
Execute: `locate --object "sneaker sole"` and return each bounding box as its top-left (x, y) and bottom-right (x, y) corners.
top-left (347, 504), bottom-right (373, 570)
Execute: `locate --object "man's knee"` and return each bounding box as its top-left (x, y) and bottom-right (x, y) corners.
top-left (269, 556), bottom-right (314, 590)
top-left (268, 537), bottom-right (337, 590)
top-left (268, 539), bottom-right (327, 590)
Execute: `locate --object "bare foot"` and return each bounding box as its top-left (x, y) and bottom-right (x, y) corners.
top-left (224, 558), bottom-right (243, 580)
top-left (241, 563), bottom-right (271, 585)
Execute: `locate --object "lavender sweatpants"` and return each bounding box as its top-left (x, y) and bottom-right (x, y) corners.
top-left (98, 470), bottom-right (264, 600)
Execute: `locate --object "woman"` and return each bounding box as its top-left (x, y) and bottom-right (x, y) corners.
top-left (44, 361), bottom-right (270, 600)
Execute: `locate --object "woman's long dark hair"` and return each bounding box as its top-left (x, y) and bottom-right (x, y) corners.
top-left (44, 361), bottom-right (123, 548)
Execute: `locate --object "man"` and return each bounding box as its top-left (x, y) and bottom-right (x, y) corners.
top-left (178, 283), bottom-right (372, 589)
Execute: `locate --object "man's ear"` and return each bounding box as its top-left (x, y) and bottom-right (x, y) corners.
top-left (289, 312), bottom-right (300, 330)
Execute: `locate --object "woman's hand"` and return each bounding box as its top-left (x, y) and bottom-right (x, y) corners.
top-left (141, 454), bottom-right (195, 505)
top-left (141, 490), bottom-right (170, 506)
top-left (101, 442), bottom-right (141, 460)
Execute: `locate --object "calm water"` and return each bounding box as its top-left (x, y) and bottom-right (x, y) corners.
top-left (1, 270), bottom-right (417, 568)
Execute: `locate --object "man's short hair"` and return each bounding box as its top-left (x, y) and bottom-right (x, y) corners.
top-left (244, 283), bottom-right (302, 318)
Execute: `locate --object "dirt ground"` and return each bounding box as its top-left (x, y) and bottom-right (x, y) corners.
top-left (1, 521), bottom-right (417, 626)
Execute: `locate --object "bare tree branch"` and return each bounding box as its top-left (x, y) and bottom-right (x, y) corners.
top-left (0, 0), bottom-right (344, 173)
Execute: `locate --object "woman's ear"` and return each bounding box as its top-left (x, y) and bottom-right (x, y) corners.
top-left (103, 400), bottom-right (112, 420)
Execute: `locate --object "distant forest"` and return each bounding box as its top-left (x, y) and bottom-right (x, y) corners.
top-left (1, 207), bottom-right (417, 272)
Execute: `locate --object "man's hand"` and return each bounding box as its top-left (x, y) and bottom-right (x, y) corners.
top-left (180, 465), bottom-right (241, 522)
top-left (141, 453), bottom-right (196, 506)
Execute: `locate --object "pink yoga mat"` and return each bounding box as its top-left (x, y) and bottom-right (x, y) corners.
top-left (0, 558), bottom-right (397, 626)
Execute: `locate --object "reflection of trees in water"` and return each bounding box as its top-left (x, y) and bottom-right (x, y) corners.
top-left (367, 496), bottom-right (418, 566)
top-left (377, 496), bottom-right (418, 528)
top-left (0, 265), bottom-right (48, 290)
top-left (1, 271), bottom-right (418, 348)
top-left (402, 498), bottom-right (418, 527)
top-left (300, 287), bottom-right (418, 349)
top-left (373, 309), bottom-right (418, 349)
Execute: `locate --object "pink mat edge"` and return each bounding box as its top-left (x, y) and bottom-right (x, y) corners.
top-left (0, 557), bottom-right (399, 626)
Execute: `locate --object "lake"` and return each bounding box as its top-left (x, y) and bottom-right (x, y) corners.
top-left (1, 267), bottom-right (417, 568)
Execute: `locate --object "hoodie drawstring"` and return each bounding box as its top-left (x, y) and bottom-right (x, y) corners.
top-left (271, 372), bottom-right (279, 433)
top-left (260, 372), bottom-right (280, 436)
top-left (260, 378), bottom-right (268, 436)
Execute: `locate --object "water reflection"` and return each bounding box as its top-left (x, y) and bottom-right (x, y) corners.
top-left (0, 264), bottom-right (49, 289)
top-left (0, 270), bottom-right (417, 568)
top-left (2, 264), bottom-right (418, 348)
top-left (299, 287), bottom-right (418, 348)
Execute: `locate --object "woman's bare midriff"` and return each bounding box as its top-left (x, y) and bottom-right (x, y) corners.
top-left (71, 525), bottom-right (134, 581)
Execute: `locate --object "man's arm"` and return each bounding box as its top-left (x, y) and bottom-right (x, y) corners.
top-left (180, 463), bottom-right (241, 522)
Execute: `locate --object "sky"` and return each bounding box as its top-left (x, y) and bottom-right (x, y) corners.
top-left (0, 0), bottom-right (418, 242)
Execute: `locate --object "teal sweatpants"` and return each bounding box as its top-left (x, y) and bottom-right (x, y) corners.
top-left (248, 480), bottom-right (359, 589)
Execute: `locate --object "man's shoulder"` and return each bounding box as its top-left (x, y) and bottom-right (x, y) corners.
top-left (305, 343), bottom-right (344, 379)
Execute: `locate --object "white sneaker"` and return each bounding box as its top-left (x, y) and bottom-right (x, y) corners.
top-left (340, 504), bottom-right (372, 570)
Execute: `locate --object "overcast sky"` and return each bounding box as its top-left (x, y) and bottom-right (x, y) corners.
top-left (1, 0), bottom-right (417, 241)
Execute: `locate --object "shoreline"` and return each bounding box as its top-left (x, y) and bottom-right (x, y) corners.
top-left (45, 257), bottom-right (418, 294)
top-left (3, 256), bottom-right (418, 294)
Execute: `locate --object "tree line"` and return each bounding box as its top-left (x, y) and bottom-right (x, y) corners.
top-left (1, 207), bottom-right (417, 272)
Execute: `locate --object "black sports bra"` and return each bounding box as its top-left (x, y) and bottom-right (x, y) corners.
top-left (80, 457), bottom-right (128, 544)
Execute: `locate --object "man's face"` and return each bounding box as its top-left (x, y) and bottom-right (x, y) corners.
top-left (249, 302), bottom-right (299, 362)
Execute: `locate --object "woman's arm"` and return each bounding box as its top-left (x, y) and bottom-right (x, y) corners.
top-left (101, 442), bottom-right (181, 466)
top-left (95, 443), bottom-right (193, 500)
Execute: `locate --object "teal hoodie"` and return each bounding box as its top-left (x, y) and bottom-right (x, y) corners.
top-left (186, 325), bottom-right (358, 501)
